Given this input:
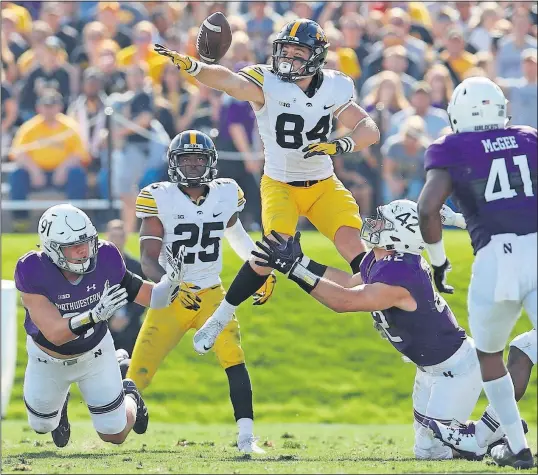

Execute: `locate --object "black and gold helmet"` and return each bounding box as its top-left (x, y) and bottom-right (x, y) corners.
top-left (272, 18), bottom-right (329, 82)
top-left (167, 130), bottom-right (218, 187)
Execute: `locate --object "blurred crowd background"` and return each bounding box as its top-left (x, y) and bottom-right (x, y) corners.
top-left (2, 1), bottom-right (537, 234)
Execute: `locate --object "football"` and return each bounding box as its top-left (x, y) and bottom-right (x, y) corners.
top-left (196, 11), bottom-right (232, 64)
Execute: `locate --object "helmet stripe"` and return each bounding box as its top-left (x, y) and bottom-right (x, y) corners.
top-left (189, 131), bottom-right (197, 144)
top-left (289, 19), bottom-right (302, 37)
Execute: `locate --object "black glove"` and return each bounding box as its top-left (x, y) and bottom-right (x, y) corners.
top-left (252, 231), bottom-right (303, 274)
top-left (432, 258), bottom-right (454, 294)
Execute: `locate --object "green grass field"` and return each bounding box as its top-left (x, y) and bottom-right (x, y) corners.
top-left (1, 231), bottom-right (536, 473)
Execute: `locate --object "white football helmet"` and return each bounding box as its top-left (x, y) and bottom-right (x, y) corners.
top-left (361, 200), bottom-right (426, 255)
top-left (447, 76), bottom-right (509, 133)
top-left (38, 204), bottom-right (98, 274)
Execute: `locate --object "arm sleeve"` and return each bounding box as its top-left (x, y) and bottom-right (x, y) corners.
top-left (224, 219), bottom-right (256, 262)
top-left (135, 187), bottom-right (159, 218)
top-left (237, 64), bottom-right (265, 88)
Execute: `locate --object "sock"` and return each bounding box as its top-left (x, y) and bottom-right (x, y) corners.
top-left (475, 405), bottom-right (501, 447)
top-left (237, 418), bottom-right (254, 437)
top-left (226, 363), bottom-right (254, 423)
top-left (483, 374), bottom-right (528, 453)
top-left (213, 299), bottom-right (237, 326)
top-left (226, 262), bottom-right (269, 306)
top-left (350, 252), bottom-right (366, 274)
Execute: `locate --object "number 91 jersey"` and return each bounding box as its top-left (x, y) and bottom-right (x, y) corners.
top-left (135, 178), bottom-right (246, 289)
top-left (238, 65), bottom-right (355, 183)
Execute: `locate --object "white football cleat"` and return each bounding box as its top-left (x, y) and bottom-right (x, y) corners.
top-left (429, 420), bottom-right (487, 460)
top-left (193, 318), bottom-right (226, 355)
top-left (237, 435), bottom-right (265, 454)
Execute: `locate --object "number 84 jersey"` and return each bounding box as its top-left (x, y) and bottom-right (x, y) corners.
top-left (238, 65), bottom-right (355, 182)
top-left (135, 178), bottom-right (246, 289)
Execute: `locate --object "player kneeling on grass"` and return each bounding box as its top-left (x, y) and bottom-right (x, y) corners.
top-left (251, 200), bottom-right (521, 460)
top-left (429, 328), bottom-right (535, 460)
top-left (15, 204), bottom-right (186, 447)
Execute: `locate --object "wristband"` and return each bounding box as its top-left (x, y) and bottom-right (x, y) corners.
top-left (288, 256), bottom-right (323, 293)
top-left (187, 58), bottom-right (201, 76)
top-left (68, 311), bottom-right (96, 336)
top-left (426, 240), bottom-right (447, 267)
top-left (336, 137), bottom-right (356, 154)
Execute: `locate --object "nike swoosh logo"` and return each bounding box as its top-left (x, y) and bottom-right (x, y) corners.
top-left (213, 212), bottom-right (222, 217)
top-left (203, 345), bottom-right (212, 351)
top-left (324, 104), bottom-right (335, 110)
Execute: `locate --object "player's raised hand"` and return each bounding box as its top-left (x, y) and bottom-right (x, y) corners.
top-left (252, 231), bottom-right (303, 274)
top-left (440, 204), bottom-right (466, 229)
top-left (432, 259), bottom-right (454, 294)
top-left (302, 137), bottom-right (355, 159)
top-left (92, 280), bottom-right (128, 323)
top-left (154, 44), bottom-right (199, 74)
top-left (252, 272), bottom-right (277, 305)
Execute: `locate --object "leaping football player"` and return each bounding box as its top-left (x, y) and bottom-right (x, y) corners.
top-left (417, 76), bottom-right (536, 469)
top-left (127, 130), bottom-right (273, 454)
top-left (153, 19), bottom-right (380, 353)
top-left (15, 204), bottom-right (186, 447)
top-left (250, 200), bottom-right (526, 460)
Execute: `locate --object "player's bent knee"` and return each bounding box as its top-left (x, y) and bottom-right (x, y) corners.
top-left (27, 416), bottom-right (59, 434)
top-left (98, 431), bottom-right (128, 445)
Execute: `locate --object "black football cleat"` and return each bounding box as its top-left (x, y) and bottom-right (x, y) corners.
top-left (51, 392), bottom-right (71, 448)
top-left (122, 378), bottom-right (148, 434)
top-left (490, 442), bottom-right (535, 469)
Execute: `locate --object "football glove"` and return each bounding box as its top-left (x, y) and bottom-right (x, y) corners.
top-left (252, 231), bottom-right (303, 274)
top-left (432, 258), bottom-right (454, 294)
top-left (154, 44), bottom-right (200, 75)
top-left (165, 244), bottom-right (187, 304)
top-left (302, 137), bottom-right (355, 159)
top-left (179, 282), bottom-right (202, 311)
top-left (440, 204), bottom-right (466, 229)
top-left (252, 273), bottom-right (277, 306)
top-left (92, 280), bottom-right (128, 323)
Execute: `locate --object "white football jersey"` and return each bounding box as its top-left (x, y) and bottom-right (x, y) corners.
top-left (135, 178), bottom-right (245, 289)
top-left (238, 65), bottom-right (355, 182)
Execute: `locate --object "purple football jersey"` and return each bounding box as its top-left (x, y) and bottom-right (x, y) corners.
top-left (360, 251), bottom-right (466, 367)
top-left (425, 126), bottom-right (537, 254)
top-left (15, 240), bottom-right (126, 355)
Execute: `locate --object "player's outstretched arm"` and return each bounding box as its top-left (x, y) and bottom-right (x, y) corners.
top-left (417, 168), bottom-right (455, 294)
top-left (21, 282), bottom-right (128, 345)
top-left (154, 44), bottom-right (264, 105)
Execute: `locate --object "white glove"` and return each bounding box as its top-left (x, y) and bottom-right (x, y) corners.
top-left (92, 280), bottom-right (128, 323)
top-left (440, 204), bottom-right (466, 229)
top-left (166, 244), bottom-right (186, 285)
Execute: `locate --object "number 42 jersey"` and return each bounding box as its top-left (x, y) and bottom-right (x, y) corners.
top-left (135, 178), bottom-right (245, 289)
top-left (425, 126), bottom-right (537, 254)
top-left (238, 65), bottom-right (355, 183)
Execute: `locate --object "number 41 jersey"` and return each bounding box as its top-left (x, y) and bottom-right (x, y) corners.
top-left (425, 126), bottom-right (537, 254)
top-left (135, 179), bottom-right (246, 289)
top-left (238, 65), bottom-right (355, 182)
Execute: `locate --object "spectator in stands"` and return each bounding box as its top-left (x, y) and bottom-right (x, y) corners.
top-left (468, 2), bottom-right (501, 53)
top-left (18, 36), bottom-right (71, 121)
top-left (222, 31), bottom-right (256, 70)
top-left (360, 45), bottom-right (417, 100)
top-left (16, 20), bottom-right (57, 79)
top-left (9, 90), bottom-right (89, 231)
top-left (96, 39), bottom-right (127, 95)
top-left (67, 68), bottom-right (107, 185)
top-left (117, 20), bottom-right (167, 84)
top-left (96, 2), bottom-right (132, 50)
top-left (1, 29), bottom-right (18, 85)
top-left (104, 63), bottom-right (166, 234)
top-left (498, 49), bottom-right (538, 129)
top-left (454, 1), bottom-right (475, 36)
top-left (71, 21), bottom-right (107, 75)
top-left (326, 26), bottom-right (361, 83)
top-left (1, 70), bottom-right (18, 157)
top-left (439, 28), bottom-right (477, 87)
top-left (150, 6), bottom-right (172, 44)
top-left (496, 8), bottom-right (537, 79)
top-left (243, 1), bottom-right (282, 63)
top-left (431, 6), bottom-right (460, 51)
top-left (106, 219), bottom-right (146, 355)
top-left (183, 84), bottom-right (221, 137)
top-left (40, 2), bottom-right (78, 58)
top-left (216, 62), bottom-right (262, 231)
top-left (475, 51), bottom-right (497, 80)
top-left (228, 14), bottom-right (248, 34)
top-left (339, 13), bottom-right (371, 70)
top-left (159, 62), bottom-right (199, 135)
top-left (1, 1), bottom-right (33, 39)
top-left (2, 9), bottom-right (28, 62)
top-left (424, 64), bottom-right (453, 110)
top-left (381, 115), bottom-right (430, 202)
top-left (388, 82), bottom-right (450, 140)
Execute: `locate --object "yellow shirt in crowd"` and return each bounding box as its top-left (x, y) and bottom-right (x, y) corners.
top-left (10, 114), bottom-right (90, 171)
top-left (440, 50), bottom-right (477, 82)
top-left (2, 2), bottom-right (32, 36)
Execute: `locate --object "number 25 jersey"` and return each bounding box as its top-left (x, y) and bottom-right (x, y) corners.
top-left (238, 65), bottom-right (355, 182)
top-left (135, 178), bottom-right (245, 289)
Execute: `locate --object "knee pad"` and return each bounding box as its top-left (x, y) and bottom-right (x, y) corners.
top-left (28, 415), bottom-right (59, 434)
